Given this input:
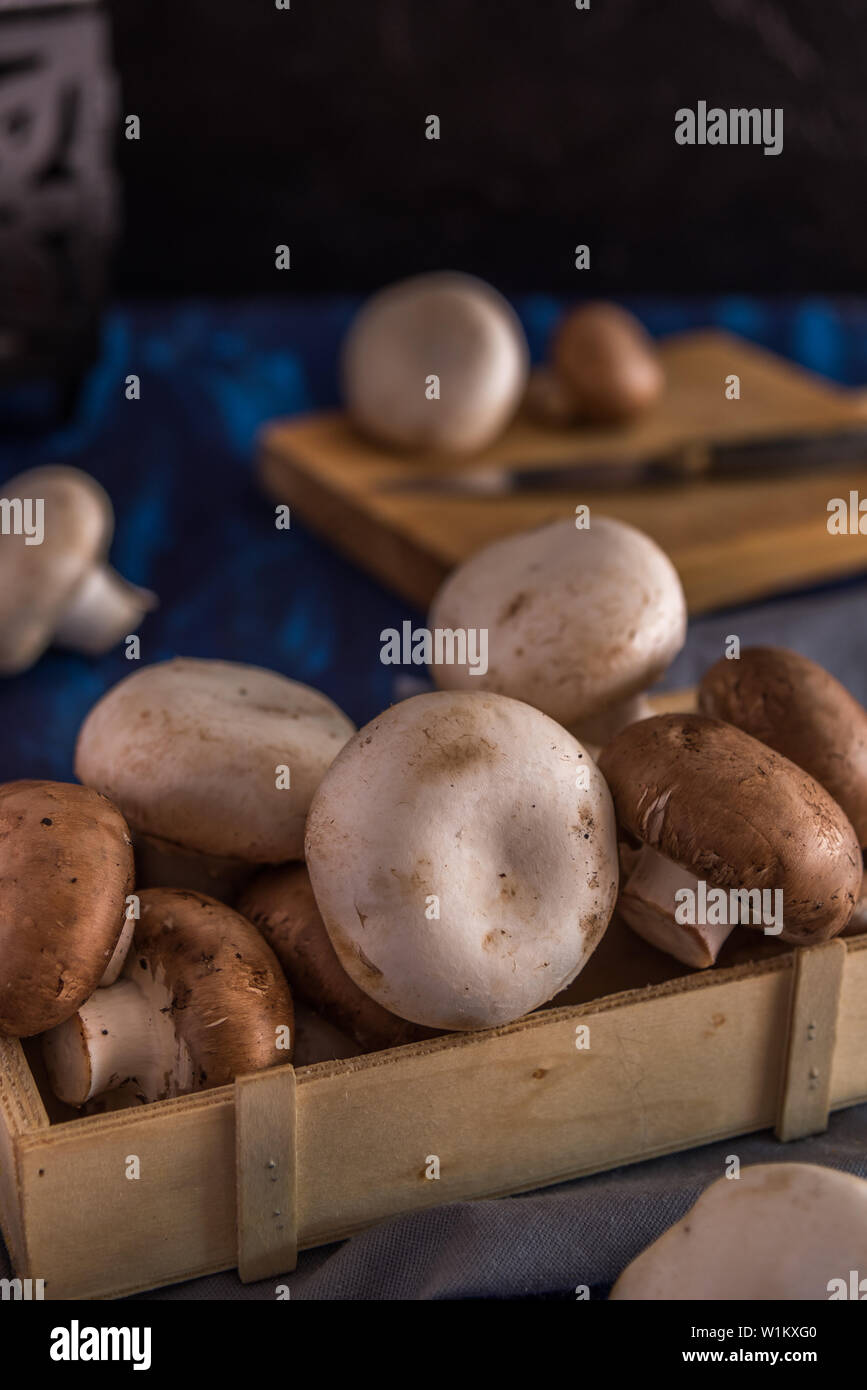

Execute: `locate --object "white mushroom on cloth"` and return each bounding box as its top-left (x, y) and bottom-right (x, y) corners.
top-left (238, 864), bottom-right (436, 1051)
top-left (0, 465), bottom-right (156, 675)
top-left (42, 889), bottom-right (294, 1106)
top-left (598, 713), bottom-right (862, 968)
top-left (0, 780), bottom-right (135, 1037)
top-left (341, 271), bottom-right (529, 453)
top-left (74, 657), bottom-right (355, 895)
top-left (428, 516), bottom-right (686, 750)
top-left (611, 1163), bottom-right (867, 1300)
top-left (305, 690), bottom-right (619, 1031)
top-left (699, 646), bottom-right (867, 936)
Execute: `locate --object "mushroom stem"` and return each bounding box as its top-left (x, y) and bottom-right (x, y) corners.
top-left (133, 833), bottom-right (256, 898)
top-left (42, 973), bottom-right (185, 1106)
top-left (98, 913), bottom-right (136, 987)
top-left (53, 564), bottom-right (157, 656)
top-left (618, 843), bottom-right (734, 968)
top-left (571, 694), bottom-right (653, 753)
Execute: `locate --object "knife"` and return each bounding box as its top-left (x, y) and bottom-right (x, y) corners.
top-left (379, 425), bottom-right (867, 496)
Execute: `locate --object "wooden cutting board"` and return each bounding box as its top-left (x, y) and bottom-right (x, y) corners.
top-left (258, 329), bottom-right (867, 613)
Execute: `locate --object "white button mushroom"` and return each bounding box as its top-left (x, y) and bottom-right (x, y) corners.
top-left (341, 271), bottom-right (529, 453)
top-left (305, 690), bottom-right (619, 1031)
top-left (428, 516), bottom-right (686, 748)
top-left (611, 1163), bottom-right (867, 1300)
top-left (74, 658), bottom-right (356, 894)
top-left (0, 466), bottom-right (156, 675)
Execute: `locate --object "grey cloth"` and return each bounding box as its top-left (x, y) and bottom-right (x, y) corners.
top-left (3, 578), bottom-right (867, 1301)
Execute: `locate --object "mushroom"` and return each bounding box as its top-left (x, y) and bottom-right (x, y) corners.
top-left (0, 780), bottom-right (135, 1036)
top-left (305, 690), bottom-right (619, 1031)
top-left (341, 271), bottom-right (529, 453)
top-left (428, 516), bottom-right (686, 749)
top-left (42, 889), bottom-right (294, 1105)
top-left (238, 864), bottom-right (435, 1051)
top-left (0, 465), bottom-right (156, 675)
top-left (74, 657), bottom-right (355, 895)
top-left (292, 1002), bottom-right (362, 1067)
top-left (549, 301), bottom-right (664, 424)
top-left (610, 1163), bottom-right (867, 1300)
top-left (597, 713), bottom-right (861, 967)
top-left (699, 646), bottom-right (867, 936)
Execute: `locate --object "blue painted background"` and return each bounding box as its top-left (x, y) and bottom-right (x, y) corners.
top-left (2, 295), bottom-right (867, 780)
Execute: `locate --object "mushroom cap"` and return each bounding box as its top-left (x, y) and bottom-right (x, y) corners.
top-left (551, 301), bottom-right (664, 424)
top-left (74, 658), bottom-right (355, 863)
top-left (610, 1163), bottom-right (867, 1300)
top-left (598, 713), bottom-right (861, 944)
top-left (131, 889), bottom-right (294, 1090)
top-left (699, 646), bottom-right (867, 848)
top-left (238, 863), bottom-right (434, 1051)
top-left (0, 466), bottom-right (113, 675)
top-left (305, 690), bottom-right (619, 1030)
top-left (341, 270), bottom-right (529, 453)
top-left (0, 780), bottom-right (134, 1036)
top-left (428, 516), bottom-right (686, 727)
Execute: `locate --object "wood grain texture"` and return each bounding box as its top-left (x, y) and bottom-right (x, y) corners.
top-left (259, 331), bottom-right (867, 613)
top-left (775, 940), bottom-right (847, 1141)
top-left (235, 1066), bottom-right (297, 1283)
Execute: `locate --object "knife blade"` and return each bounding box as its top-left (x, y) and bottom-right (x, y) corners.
top-left (379, 425), bottom-right (867, 496)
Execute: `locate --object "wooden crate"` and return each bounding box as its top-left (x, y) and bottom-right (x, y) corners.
top-left (1, 928), bottom-right (865, 1300)
top-left (2, 684), bottom-right (865, 1298)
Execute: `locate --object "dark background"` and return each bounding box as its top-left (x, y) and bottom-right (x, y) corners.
top-left (110, 0), bottom-right (867, 296)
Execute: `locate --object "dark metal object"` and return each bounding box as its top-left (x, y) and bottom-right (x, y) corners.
top-left (0, 0), bottom-right (118, 416)
top-left (382, 427), bottom-right (867, 497)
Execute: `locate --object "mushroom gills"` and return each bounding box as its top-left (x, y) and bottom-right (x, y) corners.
top-left (43, 966), bottom-right (194, 1106)
top-left (53, 565), bottom-right (157, 656)
top-left (618, 843), bottom-right (734, 969)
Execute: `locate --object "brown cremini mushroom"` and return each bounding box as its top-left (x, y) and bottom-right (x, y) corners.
top-left (74, 657), bottom-right (355, 894)
top-left (698, 646), bottom-right (867, 847)
top-left (0, 465), bottom-right (156, 675)
top-left (238, 864), bottom-right (435, 1051)
top-left (550, 301), bottom-right (664, 424)
top-left (42, 889), bottom-right (294, 1105)
top-left (598, 713), bottom-right (861, 966)
top-left (0, 780), bottom-right (134, 1036)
